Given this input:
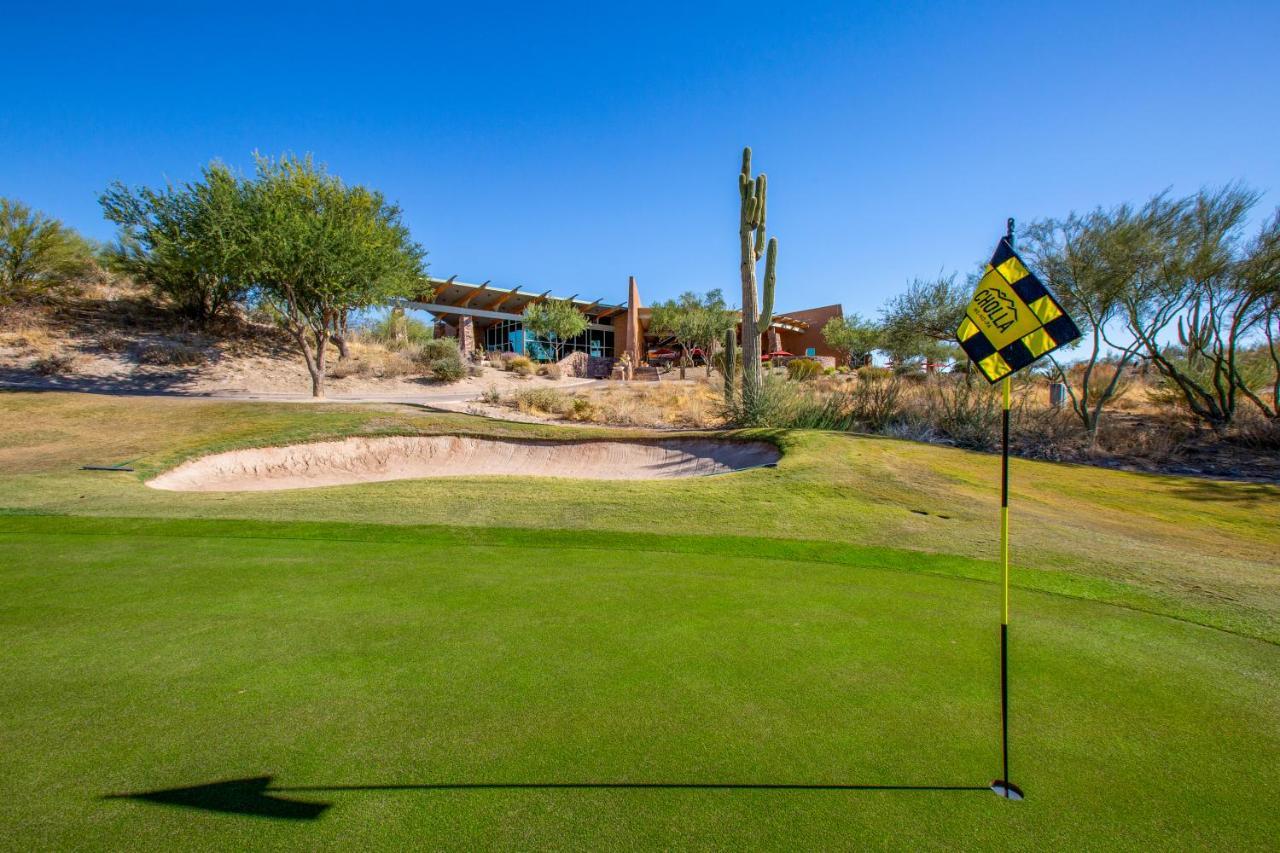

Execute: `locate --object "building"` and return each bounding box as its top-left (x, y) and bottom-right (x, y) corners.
top-left (408, 275), bottom-right (844, 365)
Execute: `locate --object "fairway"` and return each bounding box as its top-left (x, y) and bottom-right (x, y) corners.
top-left (1, 394), bottom-right (1278, 849)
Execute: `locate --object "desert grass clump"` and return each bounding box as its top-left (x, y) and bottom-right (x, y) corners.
top-left (847, 368), bottom-right (903, 431)
top-left (0, 323), bottom-right (58, 358)
top-left (507, 355), bottom-right (534, 377)
top-left (96, 331), bottom-right (132, 354)
top-left (135, 341), bottom-right (207, 367)
top-left (511, 387), bottom-right (571, 415)
top-left (925, 376), bottom-right (1002, 450)
top-left (31, 353), bottom-right (79, 375)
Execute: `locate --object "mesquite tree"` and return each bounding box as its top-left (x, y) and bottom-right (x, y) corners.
top-left (245, 155), bottom-right (426, 398)
top-left (1121, 187), bottom-right (1278, 432)
top-left (648, 289), bottom-right (736, 378)
top-left (737, 147), bottom-right (777, 416)
top-left (522, 298), bottom-right (587, 361)
top-left (822, 313), bottom-right (882, 367)
top-left (2, 197), bottom-right (94, 303)
top-left (100, 164), bottom-right (251, 326)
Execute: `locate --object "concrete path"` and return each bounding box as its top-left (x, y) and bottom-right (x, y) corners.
top-left (0, 376), bottom-right (603, 405)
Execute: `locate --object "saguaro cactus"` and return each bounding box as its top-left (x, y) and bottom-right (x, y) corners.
top-left (723, 327), bottom-right (737, 400)
top-left (738, 147), bottom-right (777, 416)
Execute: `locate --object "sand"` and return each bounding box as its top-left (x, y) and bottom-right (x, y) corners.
top-left (146, 435), bottom-right (780, 492)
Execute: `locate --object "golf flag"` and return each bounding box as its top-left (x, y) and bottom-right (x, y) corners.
top-left (956, 237), bottom-right (1081, 382)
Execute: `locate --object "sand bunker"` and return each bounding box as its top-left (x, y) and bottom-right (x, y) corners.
top-left (147, 435), bottom-right (780, 492)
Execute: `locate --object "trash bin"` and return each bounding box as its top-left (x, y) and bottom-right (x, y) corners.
top-left (1049, 382), bottom-right (1068, 408)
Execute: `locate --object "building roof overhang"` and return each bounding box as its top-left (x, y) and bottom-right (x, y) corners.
top-left (414, 277), bottom-right (623, 320)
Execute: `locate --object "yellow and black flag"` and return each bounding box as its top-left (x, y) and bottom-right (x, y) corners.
top-left (956, 237), bottom-right (1080, 382)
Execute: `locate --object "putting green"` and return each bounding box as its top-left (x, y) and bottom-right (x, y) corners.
top-left (1, 516), bottom-right (1276, 850)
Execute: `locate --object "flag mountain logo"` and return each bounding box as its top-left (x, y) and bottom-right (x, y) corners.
top-left (956, 237), bottom-right (1081, 383)
top-left (972, 288), bottom-right (1020, 334)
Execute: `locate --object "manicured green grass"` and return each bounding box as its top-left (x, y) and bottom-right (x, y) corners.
top-left (2, 516), bottom-right (1276, 849)
top-left (0, 392), bottom-right (1277, 848)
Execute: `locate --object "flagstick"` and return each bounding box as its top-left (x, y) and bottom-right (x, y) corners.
top-left (993, 218), bottom-right (1023, 800)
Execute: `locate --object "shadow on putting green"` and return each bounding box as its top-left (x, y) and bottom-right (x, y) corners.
top-left (104, 775), bottom-right (990, 820)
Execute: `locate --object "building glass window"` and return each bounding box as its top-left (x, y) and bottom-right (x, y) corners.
top-left (482, 319), bottom-right (612, 361)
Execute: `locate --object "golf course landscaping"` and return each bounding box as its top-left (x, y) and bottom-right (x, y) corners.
top-left (2, 391), bottom-right (1277, 849)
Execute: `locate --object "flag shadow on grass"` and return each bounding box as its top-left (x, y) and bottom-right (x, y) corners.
top-left (103, 776), bottom-right (990, 820)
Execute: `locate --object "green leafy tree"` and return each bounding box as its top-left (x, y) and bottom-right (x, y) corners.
top-left (648, 289), bottom-right (736, 378)
top-left (100, 163), bottom-right (252, 325)
top-left (1020, 200), bottom-right (1177, 438)
top-left (1120, 186), bottom-right (1277, 431)
top-left (821, 313), bottom-right (881, 367)
top-left (1, 197), bottom-right (94, 303)
top-left (522, 298), bottom-right (587, 361)
top-left (243, 154), bottom-right (427, 397)
top-left (880, 274), bottom-right (967, 363)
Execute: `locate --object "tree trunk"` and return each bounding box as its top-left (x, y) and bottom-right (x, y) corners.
top-left (290, 323), bottom-right (328, 399)
top-left (333, 334), bottom-right (350, 361)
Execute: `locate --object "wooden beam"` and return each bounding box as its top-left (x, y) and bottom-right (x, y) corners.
top-left (530, 289), bottom-right (553, 307)
top-left (456, 280), bottom-right (491, 308)
top-left (579, 298), bottom-right (603, 315)
top-left (490, 285), bottom-right (522, 311)
top-left (434, 275), bottom-right (462, 306)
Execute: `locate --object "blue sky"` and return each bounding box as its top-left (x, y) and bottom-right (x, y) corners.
top-left (3, 1), bottom-right (1278, 317)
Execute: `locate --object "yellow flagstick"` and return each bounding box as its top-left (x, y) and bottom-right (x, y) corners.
top-left (993, 220), bottom-right (1023, 800)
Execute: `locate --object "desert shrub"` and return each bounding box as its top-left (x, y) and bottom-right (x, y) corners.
top-left (96, 331), bottom-right (132, 353)
top-left (328, 358), bottom-right (361, 379)
top-left (787, 358), bottom-right (822, 381)
top-left (31, 353), bottom-right (78, 375)
top-left (480, 385), bottom-right (501, 405)
top-left (540, 363), bottom-right (563, 380)
top-left (467, 364), bottom-right (484, 378)
top-left (1014, 407), bottom-right (1088, 461)
top-left (1, 197), bottom-right (95, 305)
top-left (1229, 413), bottom-right (1280, 450)
top-left (397, 342), bottom-right (424, 363)
top-left (848, 369), bottom-right (902, 430)
top-left (512, 387), bottom-right (570, 414)
top-left (507, 355), bottom-right (534, 377)
top-left (1092, 413), bottom-right (1195, 460)
top-left (419, 338), bottom-right (459, 362)
top-left (926, 377), bottom-right (1002, 450)
top-left (135, 341), bottom-right (207, 366)
top-left (780, 390), bottom-right (858, 430)
top-left (382, 352), bottom-right (419, 378)
top-left (823, 366), bottom-right (837, 376)
top-left (489, 352), bottom-right (508, 370)
top-left (430, 357), bottom-right (465, 383)
top-left (1066, 361), bottom-right (1133, 408)
top-left (569, 397), bottom-right (596, 420)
